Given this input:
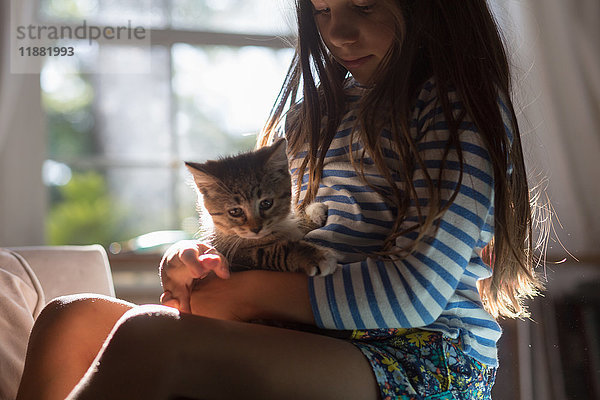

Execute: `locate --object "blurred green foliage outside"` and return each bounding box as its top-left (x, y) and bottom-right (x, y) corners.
top-left (46, 172), bottom-right (132, 247)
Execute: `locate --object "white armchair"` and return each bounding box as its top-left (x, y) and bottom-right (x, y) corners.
top-left (0, 245), bottom-right (115, 400)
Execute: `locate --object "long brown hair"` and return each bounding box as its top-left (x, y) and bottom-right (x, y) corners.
top-left (259, 0), bottom-right (544, 319)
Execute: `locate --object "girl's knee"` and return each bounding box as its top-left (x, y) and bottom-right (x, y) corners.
top-left (19, 295), bottom-right (130, 397)
top-left (34, 295), bottom-right (98, 332)
top-left (94, 305), bottom-right (181, 370)
top-left (35, 294), bottom-right (119, 328)
top-left (109, 304), bottom-right (181, 344)
top-left (30, 294), bottom-right (132, 349)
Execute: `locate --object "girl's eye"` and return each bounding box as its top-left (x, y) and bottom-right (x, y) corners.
top-left (355, 4), bottom-right (374, 13)
top-left (313, 7), bottom-right (330, 16)
top-left (259, 199), bottom-right (273, 210)
top-left (228, 208), bottom-right (244, 217)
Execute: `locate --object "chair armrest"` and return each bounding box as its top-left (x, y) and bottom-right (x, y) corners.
top-left (9, 244), bottom-right (115, 301)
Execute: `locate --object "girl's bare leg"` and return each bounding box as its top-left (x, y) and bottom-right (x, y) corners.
top-left (71, 305), bottom-right (380, 400)
top-left (16, 294), bottom-right (134, 400)
top-left (17, 296), bottom-right (379, 400)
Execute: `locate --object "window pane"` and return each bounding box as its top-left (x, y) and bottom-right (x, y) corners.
top-left (105, 167), bottom-right (178, 234)
top-left (42, 56), bottom-right (96, 159)
top-left (173, 44), bottom-right (294, 161)
top-left (93, 46), bottom-right (171, 159)
top-left (45, 165), bottom-right (198, 248)
top-left (39, 0), bottom-right (163, 27)
top-left (45, 168), bottom-right (134, 246)
top-left (170, 0), bottom-right (296, 35)
top-left (38, 0), bottom-right (296, 34)
top-left (43, 45), bottom-right (171, 161)
top-left (39, 0), bottom-right (99, 21)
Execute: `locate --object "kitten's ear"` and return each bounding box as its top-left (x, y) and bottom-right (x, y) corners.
top-left (185, 162), bottom-right (219, 191)
top-left (264, 138), bottom-right (289, 170)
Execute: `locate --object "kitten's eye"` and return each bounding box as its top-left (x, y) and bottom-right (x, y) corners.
top-left (259, 199), bottom-right (273, 210)
top-left (228, 208), bottom-right (244, 217)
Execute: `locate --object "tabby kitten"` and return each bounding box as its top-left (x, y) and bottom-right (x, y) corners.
top-left (185, 139), bottom-right (337, 276)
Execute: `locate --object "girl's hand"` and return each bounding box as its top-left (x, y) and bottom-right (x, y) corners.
top-left (159, 240), bottom-right (230, 313)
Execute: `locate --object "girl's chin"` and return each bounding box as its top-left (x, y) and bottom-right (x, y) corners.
top-left (349, 72), bottom-right (374, 86)
top-left (346, 65), bottom-right (377, 86)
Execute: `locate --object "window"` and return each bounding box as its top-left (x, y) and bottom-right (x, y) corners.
top-left (40, 0), bottom-right (296, 252)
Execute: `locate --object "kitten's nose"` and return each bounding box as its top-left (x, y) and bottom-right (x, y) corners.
top-left (250, 226), bottom-right (262, 234)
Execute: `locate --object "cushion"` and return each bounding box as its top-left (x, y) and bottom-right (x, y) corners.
top-left (0, 249), bottom-right (45, 400)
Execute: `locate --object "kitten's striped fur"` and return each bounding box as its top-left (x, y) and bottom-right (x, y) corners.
top-left (185, 139), bottom-right (337, 276)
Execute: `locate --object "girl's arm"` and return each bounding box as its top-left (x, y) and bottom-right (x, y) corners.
top-left (159, 238), bottom-right (315, 325)
top-left (187, 270), bottom-right (315, 326)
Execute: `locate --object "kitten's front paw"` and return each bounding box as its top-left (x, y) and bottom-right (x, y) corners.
top-left (306, 247), bottom-right (338, 277)
top-left (305, 202), bottom-right (328, 227)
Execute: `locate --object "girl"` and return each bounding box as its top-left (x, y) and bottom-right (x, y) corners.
top-left (17, 0), bottom-right (543, 399)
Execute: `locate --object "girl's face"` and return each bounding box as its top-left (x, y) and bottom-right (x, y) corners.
top-left (310, 0), bottom-right (398, 85)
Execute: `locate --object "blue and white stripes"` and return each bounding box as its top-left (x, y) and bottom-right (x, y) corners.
top-left (288, 78), bottom-right (506, 366)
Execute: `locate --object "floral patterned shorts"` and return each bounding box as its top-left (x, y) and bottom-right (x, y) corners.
top-left (348, 328), bottom-right (496, 400)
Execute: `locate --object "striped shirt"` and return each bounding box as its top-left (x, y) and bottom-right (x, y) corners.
top-left (287, 78), bottom-right (509, 367)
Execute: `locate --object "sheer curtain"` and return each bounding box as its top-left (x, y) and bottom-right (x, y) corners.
top-left (0, 0), bottom-right (46, 246)
top-left (0, 0), bottom-right (38, 151)
top-left (502, 0), bottom-right (600, 257)
top-left (0, 1), bottom-right (11, 153)
top-left (494, 1), bottom-right (600, 398)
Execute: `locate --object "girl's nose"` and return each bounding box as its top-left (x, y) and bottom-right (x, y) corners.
top-left (327, 16), bottom-right (359, 47)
